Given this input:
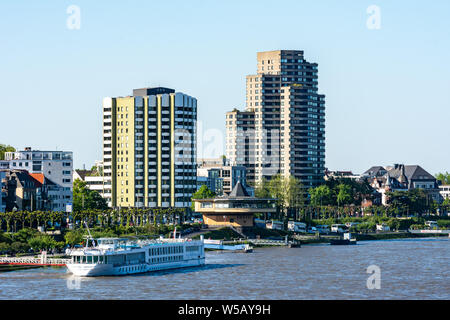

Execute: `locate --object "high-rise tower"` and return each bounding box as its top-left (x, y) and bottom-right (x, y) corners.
top-left (103, 87), bottom-right (197, 208)
top-left (226, 50), bottom-right (325, 188)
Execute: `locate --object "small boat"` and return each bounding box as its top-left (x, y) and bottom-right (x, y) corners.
top-left (330, 233), bottom-right (357, 246)
top-left (288, 241), bottom-right (301, 248)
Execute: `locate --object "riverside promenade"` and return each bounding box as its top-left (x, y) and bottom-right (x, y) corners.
top-left (0, 252), bottom-right (70, 267)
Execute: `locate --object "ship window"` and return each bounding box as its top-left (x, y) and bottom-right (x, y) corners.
top-left (87, 256), bottom-right (92, 263)
top-left (93, 256), bottom-right (98, 263)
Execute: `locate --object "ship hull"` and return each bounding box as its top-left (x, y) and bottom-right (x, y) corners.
top-left (67, 258), bottom-right (205, 277)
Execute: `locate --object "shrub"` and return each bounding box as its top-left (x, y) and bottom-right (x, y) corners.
top-left (12, 228), bottom-right (38, 243)
top-left (10, 241), bottom-right (30, 254)
top-left (437, 220), bottom-right (450, 229)
top-left (0, 242), bottom-right (11, 254)
top-left (356, 222), bottom-right (376, 232)
top-left (409, 224), bottom-right (425, 230)
top-left (64, 230), bottom-right (84, 247)
top-left (28, 235), bottom-right (58, 251)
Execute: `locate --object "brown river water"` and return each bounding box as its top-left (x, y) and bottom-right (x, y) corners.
top-left (0, 238), bottom-right (448, 300)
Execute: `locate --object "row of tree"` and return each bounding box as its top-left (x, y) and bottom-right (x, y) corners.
top-left (251, 175), bottom-right (447, 219)
top-left (0, 208), bottom-right (190, 233)
top-left (309, 178), bottom-right (373, 207)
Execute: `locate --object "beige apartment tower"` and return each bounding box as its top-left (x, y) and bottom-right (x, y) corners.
top-left (226, 50), bottom-right (325, 188)
top-left (102, 87), bottom-right (197, 208)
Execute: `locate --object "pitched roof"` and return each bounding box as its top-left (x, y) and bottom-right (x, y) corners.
top-left (11, 170), bottom-right (41, 188)
top-left (74, 169), bottom-right (93, 180)
top-left (30, 172), bottom-right (58, 185)
top-left (228, 181), bottom-right (250, 197)
top-left (29, 173), bottom-right (44, 185)
top-left (388, 165), bottom-right (435, 181)
top-left (364, 166), bottom-right (387, 177)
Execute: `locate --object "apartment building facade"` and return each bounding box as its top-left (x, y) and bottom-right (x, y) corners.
top-left (0, 148), bottom-right (73, 211)
top-left (226, 50), bottom-right (326, 187)
top-left (197, 158), bottom-right (248, 196)
top-left (103, 87), bottom-right (197, 208)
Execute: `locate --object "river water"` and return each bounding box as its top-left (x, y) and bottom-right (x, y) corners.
top-left (1, 238), bottom-right (449, 300)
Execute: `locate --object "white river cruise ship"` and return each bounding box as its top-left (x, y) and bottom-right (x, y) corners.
top-left (66, 235), bottom-right (205, 277)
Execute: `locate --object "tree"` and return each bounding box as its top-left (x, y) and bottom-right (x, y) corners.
top-left (268, 175), bottom-right (286, 213)
top-left (285, 176), bottom-right (305, 220)
top-left (73, 179), bottom-right (108, 212)
top-left (309, 185), bottom-right (332, 207)
top-left (407, 189), bottom-right (431, 216)
top-left (12, 228), bottom-right (38, 243)
top-left (90, 165), bottom-right (103, 177)
top-left (336, 184), bottom-right (352, 207)
top-left (255, 177), bottom-right (271, 198)
top-left (285, 176), bottom-right (305, 208)
top-left (0, 144), bottom-right (15, 160)
top-left (255, 175), bottom-right (304, 220)
top-left (64, 230), bottom-right (84, 247)
top-left (28, 234), bottom-right (58, 251)
top-left (435, 172), bottom-right (450, 185)
top-left (191, 185), bottom-right (216, 210)
top-left (386, 189), bottom-right (430, 216)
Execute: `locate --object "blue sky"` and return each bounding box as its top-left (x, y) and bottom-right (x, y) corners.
top-left (1, 0), bottom-right (449, 174)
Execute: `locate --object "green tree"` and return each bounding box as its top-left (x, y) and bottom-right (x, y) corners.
top-left (73, 179), bottom-right (108, 212)
top-left (12, 228), bottom-right (38, 243)
top-left (256, 175), bottom-right (304, 220)
top-left (90, 165), bottom-right (103, 177)
top-left (324, 177), bottom-right (373, 206)
top-left (309, 185), bottom-right (332, 207)
top-left (28, 234), bottom-right (58, 251)
top-left (0, 243), bottom-right (11, 254)
top-left (386, 189), bottom-right (430, 216)
top-left (268, 175), bottom-right (286, 213)
top-left (336, 184), bottom-right (352, 207)
top-left (255, 177), bottom-right (271, 198)
top-left (64, 230), bottom-right (84, 246)
top-left (435, 172), bottom-right (450, 185)
top-left (0, 144), bottom-right (15, 160)
top-left (191, 185), bottom-right (216, 210)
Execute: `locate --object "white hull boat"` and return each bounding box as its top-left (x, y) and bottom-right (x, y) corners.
top-left (66, 234), bottom-right (205, 277)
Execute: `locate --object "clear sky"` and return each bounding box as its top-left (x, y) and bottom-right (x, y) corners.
top-left (1, 0), bottom-right (449, 174)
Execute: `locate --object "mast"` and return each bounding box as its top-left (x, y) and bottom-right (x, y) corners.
top-left (84, 221), bottom-right (95, 248)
